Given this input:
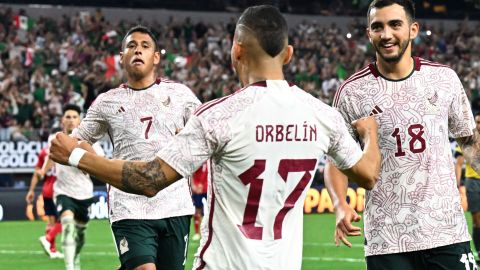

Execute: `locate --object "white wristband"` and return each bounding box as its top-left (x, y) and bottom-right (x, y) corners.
top-left (68, 148), bottom-right (87, 168)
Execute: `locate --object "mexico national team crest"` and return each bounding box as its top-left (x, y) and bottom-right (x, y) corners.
top-left (119, 237), bottom-right (129, 255)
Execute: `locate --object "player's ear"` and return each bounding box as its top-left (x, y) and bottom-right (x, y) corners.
top-left (409, 21), bottom-right (419, 41)
top-left (153, 51), bottom-right (160, 65)
top-left (366, 27), bottom-right (372, 43)
top-left (283, 45), bottom-right (293, 65)
top-left (232, 41), bottom-right (243, 61)
top-left (119, 52), bottom-right (124, 65)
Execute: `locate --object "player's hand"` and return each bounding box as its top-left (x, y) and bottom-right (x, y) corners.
top-left (25, 190), bottom-right (34, 204)
top-left (351, 116), bottom-right (378, 139)
top-left (77, 140), bottom-right (96, 154)
top-left (50, 132), bottom-right (78, 165)
top-left (334, 202), bottom-right (362, 248)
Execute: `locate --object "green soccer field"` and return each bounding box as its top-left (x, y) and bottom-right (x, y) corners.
top-left (0, 214), bottom-right (475, 270)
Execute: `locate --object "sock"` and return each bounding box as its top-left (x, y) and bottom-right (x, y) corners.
top-left (48, 222), bottom-right (62, 252)
top-left (474, 227), bottom-right (480, 258)
top-left (75, 224), bottom-right (87, 256)
top-left (61, 216), bottom-right (76, 270)
top-left (45, 223), bottom-right (53, 235)
top-left (47, 222), bottom-right (62, 243)
top-left (194, 214), bottom-right (201, 234)
top-left (74, 223), bottom-right (87, 270)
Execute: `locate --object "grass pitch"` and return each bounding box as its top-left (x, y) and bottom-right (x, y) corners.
top-left (0, 214), bottom-right (474, 269)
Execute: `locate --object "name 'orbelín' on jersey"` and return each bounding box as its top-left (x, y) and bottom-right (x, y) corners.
top-left (73, 78), bottom-right (201, 222)
top-left (255, 122), bottom-right (317, 142)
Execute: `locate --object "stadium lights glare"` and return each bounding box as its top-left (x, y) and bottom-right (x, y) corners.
top-left (426, 30), bottom-right (432, 36)
top-left (346, 33), bottom-right (352, 39)
top-left (161, 49), bottom-right (166, 55)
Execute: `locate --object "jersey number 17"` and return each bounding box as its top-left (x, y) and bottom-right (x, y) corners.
top-left (238, 158), bottom-right (317, 240)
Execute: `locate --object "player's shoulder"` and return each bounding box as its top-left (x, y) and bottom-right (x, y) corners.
top-left (416, 57), bottom-right (457, 75)
top-left (417, 57), bottom-right (451, 70)
top-left (93, 85), bottom-right (127, 104)
top-left (156, 77), bottom-right (198, 97)
top-left (157, 77), bottom-right (190, 91)
top-left (333, 64), bottom-right (373, 107)
top-left (193, 82), bottom-right (258, 117)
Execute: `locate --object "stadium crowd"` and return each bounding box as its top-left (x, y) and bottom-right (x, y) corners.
top-left (0, 6), bottom-right (480, 142)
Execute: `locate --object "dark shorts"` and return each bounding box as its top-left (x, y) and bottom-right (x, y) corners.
top-left (192, 193), bottom-right (207, 208)
top-left (366, 241), bottom-right (477, 270)
top-left (55, 195), bottom-right (94, 223)
top-left (112, 216), bottom-right (191, 270)
top-left (466, 178), bottom-right (480, 213)
top-left (43, 197), bottom-right (58, 217)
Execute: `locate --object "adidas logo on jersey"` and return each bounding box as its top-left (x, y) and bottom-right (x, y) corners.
top-left (119, 237), bottom-right (129, 254)
top-left (117, 106), bottom-right (126, 113)
top-left (369, 105), bottom-right (383, 116)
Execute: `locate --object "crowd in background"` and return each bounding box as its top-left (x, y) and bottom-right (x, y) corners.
top-left (1, 6), bottom-right (480, 142)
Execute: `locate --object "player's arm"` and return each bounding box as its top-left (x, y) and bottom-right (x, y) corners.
top-left (25, 166), bottom-right (41, 204)
top-left (340, 117), bottom-right (381, 190)
top-left (49, 133), bottom-right (181, 197)
top-left (325, 116), bottom-right (380, 247)
top-left (455, 152), bottom-right (464, 188)
top-left (456, 132), bottom-right (480, 174)
top-left (324, 162), bottom-right (361, 248)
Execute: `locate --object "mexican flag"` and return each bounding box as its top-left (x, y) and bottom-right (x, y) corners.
top-left (13, 15), bottom-right (34, 31)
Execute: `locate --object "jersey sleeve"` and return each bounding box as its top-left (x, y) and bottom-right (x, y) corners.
top-left (72, 94), bottom-right (109, 143)
top-left (333, 84), bottom-right (362, 139)
top-left (448, 69), bottom-right (475, 138)
top-left (157, 115), bottom-right (217, 177)
top-left (326, 109), bottom-right (363, 170)
top-left (35, 149), bottom-right (46, 169)
top-left (180, 85), bottom-right (202, 125)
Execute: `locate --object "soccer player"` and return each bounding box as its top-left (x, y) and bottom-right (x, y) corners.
top-left (325, 1), bottom-right (480, 269)
top-left (53, 104), bottom-right (104, 270)
top-left (25, 133), bottom-right (63, 259)
top-left (455, 112), bottom-right (480, 263)
top-left (191, 162), bottom-right (209, 241)
top-left (49, 5), bottom-right (381, 270)
top-left (71, 25), bottom-right (200, 270)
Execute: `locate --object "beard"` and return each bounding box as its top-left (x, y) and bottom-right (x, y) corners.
top-left (374, 38), bottom-right (410, 63)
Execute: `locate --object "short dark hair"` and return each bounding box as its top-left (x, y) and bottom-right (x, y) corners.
top-left (63, 104), bottom-right (81, 115)
top-left (121, 25), bottom-right (159, 52)
top-left (367, 0), bottom-right (415, 23)
top-left (237, 5), bottom-right (288, 58)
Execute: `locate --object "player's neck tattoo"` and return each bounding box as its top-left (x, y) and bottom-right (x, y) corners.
top-left (121, 157), bottom-right (167, 197)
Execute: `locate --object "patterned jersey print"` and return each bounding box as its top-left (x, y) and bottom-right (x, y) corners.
top-left (54, 142), bottom-right (104, 200)
top-left (333, 57), bottom-right (475, 256)
top-left (158, 80), bottom-right (363, 270)
top-left (73, 78), bottom-right (200, 222)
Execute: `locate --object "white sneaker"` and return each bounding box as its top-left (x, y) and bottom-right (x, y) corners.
top-left (192, 234), bottom-right (200, 241)
top-left (50, 251), bottom-right (64, 259)
top-left (39, 236), bottom-right (52, 257)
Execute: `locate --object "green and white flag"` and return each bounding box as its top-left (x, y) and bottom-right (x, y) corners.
top-left (13, 15), bottom-right (35, 31)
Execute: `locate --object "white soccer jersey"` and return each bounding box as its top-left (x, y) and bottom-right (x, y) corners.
top-left (333, 57), bottom-right (475, 256)
top-left (157, 80), bottom-right (363, 270)
top-left (73, 78), bottom-right (200, 222)
top-left (54, 142), bottom-right (104, 200)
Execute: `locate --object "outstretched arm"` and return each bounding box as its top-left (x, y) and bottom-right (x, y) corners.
top-left (456, 130), bottom-right (480, 174)
top-left (49, 133), bottom-right (181, 197)
top-left (324, 162), bottom-right (362, 247)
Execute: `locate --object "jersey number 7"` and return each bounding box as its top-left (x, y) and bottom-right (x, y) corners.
top-left (238, 158), bottom-right (317, 240)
